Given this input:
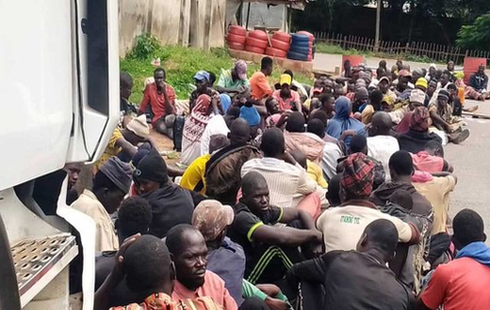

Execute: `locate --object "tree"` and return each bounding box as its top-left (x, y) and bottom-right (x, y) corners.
top-left (456, 13), bottom-right (490, 51)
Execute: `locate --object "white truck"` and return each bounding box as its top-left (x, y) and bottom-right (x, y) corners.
top-left (0, 0), bottom-right (120, 308)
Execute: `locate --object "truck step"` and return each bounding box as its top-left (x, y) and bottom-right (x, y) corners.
top-left (11, 234), bottom-right (78, 299)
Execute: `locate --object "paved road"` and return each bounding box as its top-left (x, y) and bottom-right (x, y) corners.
top-left (313, 53), bottom-right (460, 73)
top-left (313, 53), bottom-right (490, 238)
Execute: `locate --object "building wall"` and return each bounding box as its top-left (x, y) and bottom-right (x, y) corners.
top-left (118, 0), bottom-right (226, 56)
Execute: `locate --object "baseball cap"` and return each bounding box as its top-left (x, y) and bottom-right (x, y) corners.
top-left (194, 70), bottom-right (210, 82)
top-left (280, 74), bottom-right (292, 86)
top-left (415, 78), bottom-right (428, 90)
top-left (235, 60), bottom-right (248, 80)
top-left (410, 89), bottom-right (426, 105)
top-left (398, 69), bottom-right (412, 78)
top-left (126, 114), bottom-right (150, 139)
top-left (192, 200), bottom-right (234, 242)
top-left (379, 76), bottom-right (390, 84)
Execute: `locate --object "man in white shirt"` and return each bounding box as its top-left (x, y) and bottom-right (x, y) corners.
top-left (316, 153), bottom-right (420, 252)
top-left (241, 128), bottom-right (321, 218)
top-left (71, 157), bottom-right (132, 252)
top-left (367, 112), bottom-right (400, 182)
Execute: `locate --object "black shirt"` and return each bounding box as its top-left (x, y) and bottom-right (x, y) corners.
top-left (228, 202), bottom-right (291, 284)
top-left (287, 251), bottom-right (414, 310)
top-left (398, 130), bottom-right (442, 154)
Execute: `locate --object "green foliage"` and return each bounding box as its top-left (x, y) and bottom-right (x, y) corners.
top-left (120, 35), bottom-right (313, 102)
top-left (456, 14), bottom-right (490, 51)
top-left (127, 33), bottom-right (162, 60)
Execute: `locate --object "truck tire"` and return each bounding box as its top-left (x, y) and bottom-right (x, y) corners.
top-left (228, 41), bottom-right (245, 50)
top-left (228, 25), bottom-right (246, 36)
top-left (291, 33), bottom-right (310, 44)
top-left (265, 47), bottom-right (287, 58)
top-left (271, 38), bottom-right (290, 52)
top-left (248, 30), bottom-right (268, 41)
top-left (245, 45), bottom-right (266, 54)
top-left (246, 37), bottom-right (268, 49)
top-left (272, 31), bottom-right (291, 43)
top-left (227, 33), bottom-right (247, 45)
top-left (288, 45), bottom-right (310, 55)
top-left (296, 31), bottom-right (315, 42)
top-left (287, 51), bottom-right (309, 61)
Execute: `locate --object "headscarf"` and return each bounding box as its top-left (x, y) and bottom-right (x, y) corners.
top-left (220, 94), bottom-right (231, 114)
top-left (410, 106), bottom-right (430, 132)
top-left (183, 94), bottom-right (213, 143)
top-left (340, 153), bottom-right (375, 199)
top-left (326, 97), bottom-right (366, 143)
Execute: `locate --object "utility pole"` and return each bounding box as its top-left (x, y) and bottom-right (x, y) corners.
top-left (374, 0), bottom-right (381, 52)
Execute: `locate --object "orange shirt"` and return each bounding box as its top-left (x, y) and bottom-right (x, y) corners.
top-left (139, 83), bottom-right (176, 126)
top-left (421, 257), bottom-right (490, 310)
top-left (250, 71), bottom-right (272, 100)
top-left (172, 271), bottom-right (238, 310)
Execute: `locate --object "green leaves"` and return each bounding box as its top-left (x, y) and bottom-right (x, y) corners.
top-left (456, 14), bottom-right (490, 50)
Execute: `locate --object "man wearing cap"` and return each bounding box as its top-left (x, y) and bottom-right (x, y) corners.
top-left (217, 60), bottom-right (250, 96)
top-left (72, 157), bottom-right (132, 252)
top-left (316, 153), bottom-right (420, 253)
top-left (134, 148), bottom-right (197, 238)
top-left (250, 57), bottom-right (274, 101)
top-left (394, 69), bottom-right (413, 98)
top-left (189, 70), bottom-right (217, 112)
top-left (428, 89), bottom-right (470, 144)
top-left (272, 74), bottom-right (301, 112)
top-left (378, 76), bottom-right (397, 106)
top-left (395, 88), bottom-right (427, 134)
top-left (94, 115), bottom-right (153, 171)
top-left (139, 67), bottom-right (177, 138)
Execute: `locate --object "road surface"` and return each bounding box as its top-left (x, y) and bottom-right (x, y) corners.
top-left (313, 53), bottom-right (490, 238)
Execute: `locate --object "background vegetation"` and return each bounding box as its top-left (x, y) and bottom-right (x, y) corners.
top-left (121, 34), bottom-right (313, 102)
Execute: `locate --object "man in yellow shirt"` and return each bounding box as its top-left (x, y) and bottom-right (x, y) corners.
top-left (95, 115), bottom-right (154, 172)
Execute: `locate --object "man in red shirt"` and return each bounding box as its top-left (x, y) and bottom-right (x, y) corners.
top-left (139, 67), bottom-right (177, 138)
top-left (417, 209), bottom-right (490, 310)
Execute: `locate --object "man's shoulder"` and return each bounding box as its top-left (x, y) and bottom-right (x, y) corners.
top-left (204, 270), bottom-right (226, 287)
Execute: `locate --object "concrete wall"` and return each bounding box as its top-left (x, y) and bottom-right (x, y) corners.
top-left (241, 3), bottom-right (287, 31)
top-left (119, 0), bottom-right (226, 56)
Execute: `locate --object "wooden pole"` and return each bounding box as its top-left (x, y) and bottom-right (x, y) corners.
top-left (374, 0), bottom-right (381, 52)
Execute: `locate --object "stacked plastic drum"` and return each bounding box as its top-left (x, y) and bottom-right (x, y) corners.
top-left (297, 31), bottom-right (315, 61)
top-left (266, 31), bottom-right (291, 58)
top-left (227, 25), bottom-right (247, 50)
top-left (245, 30), bottom-right (268, 54)
top-left (288, 32), bottom-right (314, 62)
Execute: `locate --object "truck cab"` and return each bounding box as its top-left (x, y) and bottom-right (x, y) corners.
top-left (0, 0), bottom-right (119, 308)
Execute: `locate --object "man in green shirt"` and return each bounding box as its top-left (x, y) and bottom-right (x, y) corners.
top-left (217, 60), bottom-right (250, 96)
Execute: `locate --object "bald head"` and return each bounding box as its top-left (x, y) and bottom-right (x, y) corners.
top-left (242, 171), bottom-right (267, 197)
top-left (356, 219), bottom-right (398, 262)
top-left (229, 118), bottom-right (251, 145)
top-left (260, 128), bottom-right (285, 158)
top-left (370, 112), bottom-right (392, 136)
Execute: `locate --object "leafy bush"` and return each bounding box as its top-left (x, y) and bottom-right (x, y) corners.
top-left (457, 14), bottom-right (490, 51)
top-left (128, 33), bottom-right (162, 60)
